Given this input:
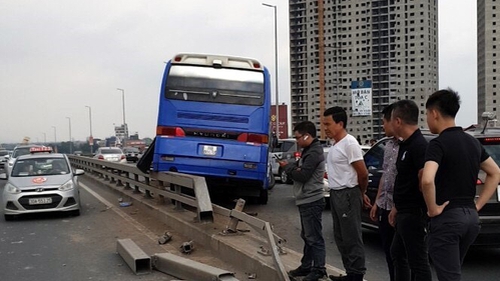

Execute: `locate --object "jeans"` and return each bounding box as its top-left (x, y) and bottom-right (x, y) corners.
top-left (330, 188), bottom-right (366, 275)
top-left (298, 198), bottom-right (326, 270)
top-left (428, 207), bottom-right (480, 281)
top-left (391, 209), bottom-right (432, 281)
top-left (378, 208), bottom-right (395, 281)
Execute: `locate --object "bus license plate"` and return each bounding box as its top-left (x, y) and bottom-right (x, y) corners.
top-left (203, 145), bottom-right (218, 156)
top-left (29, 198), bottom-right (52, 205)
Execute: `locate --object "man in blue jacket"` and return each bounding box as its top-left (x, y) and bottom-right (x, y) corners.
top-left (281, 121), bottom-right (327, 281)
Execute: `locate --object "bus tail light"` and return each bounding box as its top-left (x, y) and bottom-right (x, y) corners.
top-left (237, 133), bottom-right (268, 144)
top-left (157, 126), bottom-right (185, 137)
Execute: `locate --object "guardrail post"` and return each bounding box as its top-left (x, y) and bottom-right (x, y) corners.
top-left (156, 180), bottom-right (166, 205)
top-left (124, 171), bottom-right (131, 189)
top-left (226, 199), bottom-right (246, 232)
top-left (116, 170), bottom-right (124, 187)
top-left (173, 184), bottom-right (183, 211)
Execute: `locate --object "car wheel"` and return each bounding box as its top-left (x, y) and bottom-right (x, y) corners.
top-left (268, 167), bottom-right (276, 190)
top-left (4, 214), bottom-right (15, 221)
top-left (280, 169), bottom-right (293, 184)
top-left (258, 188), bottom-right (268, 205)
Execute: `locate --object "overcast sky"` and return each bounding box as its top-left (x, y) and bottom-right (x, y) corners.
top-left (0, 0), bottom-right (476, 144)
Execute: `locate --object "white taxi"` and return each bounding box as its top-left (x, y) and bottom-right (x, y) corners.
top-left (0, 147), bottom-right (83, 220)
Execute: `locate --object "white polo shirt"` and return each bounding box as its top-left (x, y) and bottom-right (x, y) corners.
top-left (327, 134), bottom-right (364, 190)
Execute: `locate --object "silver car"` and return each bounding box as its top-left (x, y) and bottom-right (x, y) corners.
top-left (5, 144), bottom-right (41, 175)
top-left (0, 150), bottom-right (83, 220)
top-left (93, 147), bottom-right (127, 163)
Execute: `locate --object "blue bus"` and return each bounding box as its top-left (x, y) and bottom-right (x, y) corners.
top-left (152, 53), bottom-right (273, 204)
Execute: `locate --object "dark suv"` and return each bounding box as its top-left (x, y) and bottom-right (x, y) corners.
top-left (362, 127), bottom-right (500, 246)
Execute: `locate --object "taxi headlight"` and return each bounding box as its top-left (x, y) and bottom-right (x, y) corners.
top-left (5, 183), bottom-right (21, 194)
top-left (59, 180), bottom-right (75, 191)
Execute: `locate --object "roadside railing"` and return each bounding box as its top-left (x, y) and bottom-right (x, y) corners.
top-left (68, 155), bottom-right (290, 281)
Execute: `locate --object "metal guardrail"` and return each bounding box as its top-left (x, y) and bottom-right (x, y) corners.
top-left (68, 156), bottom-right (289, 281)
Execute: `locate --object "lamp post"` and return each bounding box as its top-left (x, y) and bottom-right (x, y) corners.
top-left (66, 117), bottom-right (72, 154)
top-left (116, 88), bottom-right (126, 126)
top-left (262, 3), bottom-right (279, 139)
top-left (42, 132), bottom-right (46, 144)
top-left (52, 126), bottom-right (57, 142)
top-left (85, 106), bottom-right (93, 153)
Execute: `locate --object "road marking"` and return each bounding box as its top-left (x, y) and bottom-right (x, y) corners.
top-left (80, 182), bottom-right (168, 250)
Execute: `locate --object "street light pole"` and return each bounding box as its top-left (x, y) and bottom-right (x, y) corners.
top-left (66, 117), bottom-right (72, 154)
top-left (52, 126), bottom-right (57, 142)
top-left (42, 132), bottom-right (46, 144)
top-left (116, 88), bottom-right (126, 126)
top-left (262, 3), bottom-right (280, 139)
top-left (85, 105), bottom-right (93, 153)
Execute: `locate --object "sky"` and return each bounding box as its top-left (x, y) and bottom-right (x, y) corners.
top-left (0, 0), bottom-right (477, 144)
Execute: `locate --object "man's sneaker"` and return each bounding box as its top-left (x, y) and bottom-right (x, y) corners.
top-left (302, 269), bottom-right (327, 281)
top-left (288, 266), bottom-right (311, 277)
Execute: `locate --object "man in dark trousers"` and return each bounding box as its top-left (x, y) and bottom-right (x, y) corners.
top-left (280, 121), bottom-right (327, 281)
top-left (389, 100), bottom-right (432, 281)
top-left (422, 89), bottom-right (500, 281)
top-left (323, 106), bottom-right (371, 281)
top-left (370, 103), bottom-right (398, 281)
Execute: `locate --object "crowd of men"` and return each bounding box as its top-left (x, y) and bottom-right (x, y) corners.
top-left (280, 88), bottom-right (500, 281)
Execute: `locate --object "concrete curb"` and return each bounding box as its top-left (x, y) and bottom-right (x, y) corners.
top-left (84, 174), bottom-right (346, 280)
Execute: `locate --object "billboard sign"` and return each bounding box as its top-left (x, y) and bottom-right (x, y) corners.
top-left (271, 104), bottom-right (288, 139)
top-left (350, 80), bottom-right (372, 116)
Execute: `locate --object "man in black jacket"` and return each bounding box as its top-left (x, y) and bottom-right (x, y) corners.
top-left (280, 121), bottom-right (327, 281)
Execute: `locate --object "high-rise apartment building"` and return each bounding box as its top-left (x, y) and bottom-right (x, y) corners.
top-left (289, 0), bottom-right (439, 141)
top-left (478, 0), bottom-right (499, 121)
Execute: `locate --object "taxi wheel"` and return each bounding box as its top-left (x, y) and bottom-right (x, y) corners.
top-left (4, 214), bottom-right (15, 221)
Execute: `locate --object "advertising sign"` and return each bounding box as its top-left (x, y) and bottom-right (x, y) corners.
top-left (350, 80), bottom-right (372, 116)
top-left (271, 104), bottom-right (288, 139)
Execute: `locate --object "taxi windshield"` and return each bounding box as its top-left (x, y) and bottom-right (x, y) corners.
top-left (12, 158), bottom-right (69, 177)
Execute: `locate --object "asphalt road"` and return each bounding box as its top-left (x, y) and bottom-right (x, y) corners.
top-left (0, 178), bottom-right (176, 281)
top-left (1, 172), bottom-right (499, 281)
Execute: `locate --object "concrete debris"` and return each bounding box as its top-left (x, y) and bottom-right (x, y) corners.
top-left (246, 273), bottom-right (257, 279)
top-left (158, 232), bottom-right (172, 244)
top-left (180, 240), bottom-right (194, 254)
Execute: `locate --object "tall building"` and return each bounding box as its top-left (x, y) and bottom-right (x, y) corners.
top-left (289, 0), bottom-right (439, 141)
top-left (478, 0), bottom-right (499, 122)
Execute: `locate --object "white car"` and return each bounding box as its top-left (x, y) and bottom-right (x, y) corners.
top-left (93, 147), bottom-right (127, 163)
top-left (5, 144), bottom-right (41, 175)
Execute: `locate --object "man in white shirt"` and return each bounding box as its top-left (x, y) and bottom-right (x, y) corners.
top-left (323, 106), bottom-right (370, 281)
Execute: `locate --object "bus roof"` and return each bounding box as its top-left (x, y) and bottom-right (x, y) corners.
top-left (171, 53), bottom-right (263, 71)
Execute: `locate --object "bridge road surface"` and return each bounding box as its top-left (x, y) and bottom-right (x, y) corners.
top-left (0, 176), bottom-right (241, 281)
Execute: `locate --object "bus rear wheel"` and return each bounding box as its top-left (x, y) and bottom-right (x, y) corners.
top-left (258, 188), bottom-right (268, 205)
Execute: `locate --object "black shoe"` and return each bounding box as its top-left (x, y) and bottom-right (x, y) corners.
top-left (329, 274), bottom-right (349, 281)
top-left (288, 266), bottom-right (311, 277)
top-left (303, 269), bottom-right (327, 281)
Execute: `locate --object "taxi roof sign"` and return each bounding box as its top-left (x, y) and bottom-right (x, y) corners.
top-left (30, 146), bottom-right (53, 153)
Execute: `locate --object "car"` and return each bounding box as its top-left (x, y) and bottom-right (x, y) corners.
top-left (362, 125), bottom-right (500, 246)
top-left (0, 146), bottom-right (83, 220)
top-left (93, 147), bottom-right (127, 163)
top-left (123, 147), bottom-right (141, 163)
top-left (360, 145), bottom-right (371, 155)
top-left (5, 144), bottom-right (42, 175)
top-left (0, 150), bottom-right (10, 165)
top-left (73, 150), bottom-right (83, 156)
top-left (269, 138), bottom-right (300, 184)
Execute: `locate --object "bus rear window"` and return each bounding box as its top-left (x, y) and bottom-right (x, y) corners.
top-left (165, 65), bottom-right (264, 106)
